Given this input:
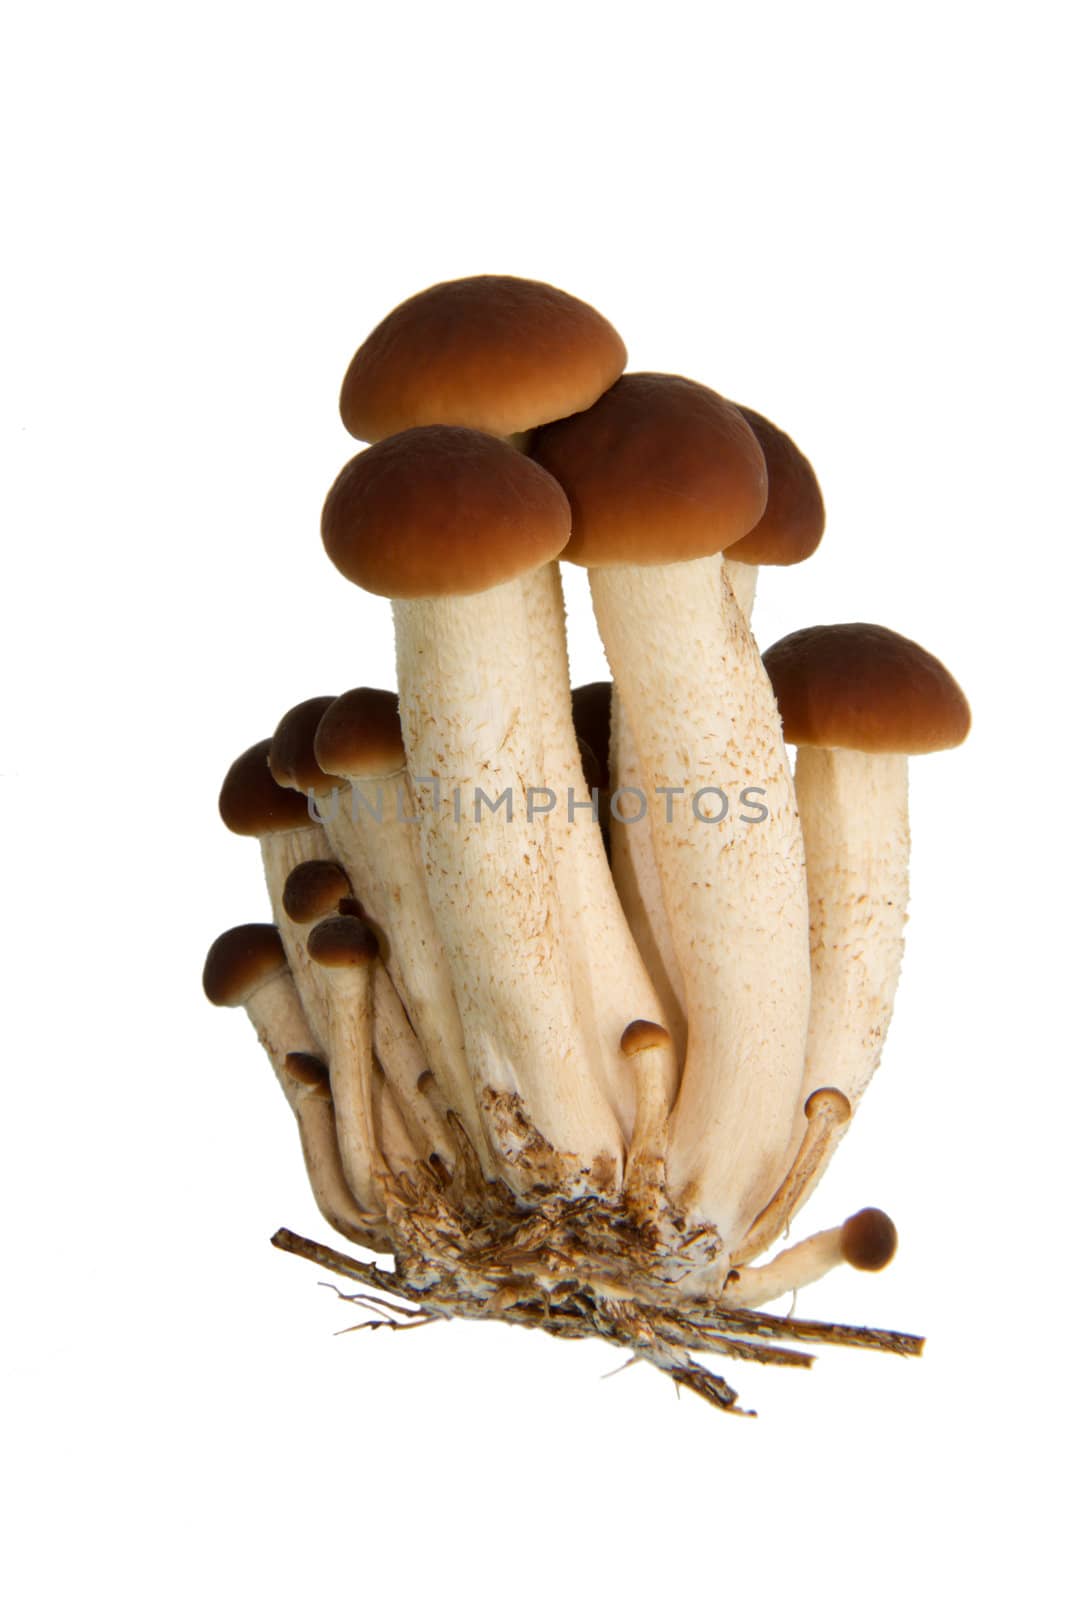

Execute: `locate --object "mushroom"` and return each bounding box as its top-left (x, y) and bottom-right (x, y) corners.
top-left (218, 737), bottom-right (331, 1044)
top-left (310, 689), bottom-right (485, 1161)
top-left (201, 924), bottom-right (386, 1249)
top-left (283, 858), bottom-right (457, 1169)
top-left (306, 913), bottom-right (386, 1218)
top-left (732, 1088), bottom-right (851, 1266)
top-left (722, 404), bottom-right (825, 621)
top-left (763, 623), bottom-right (971, 1192)
top-left (532, 373), bottom-right (810, 1244)
top-left (338, 278), bottom-right (655, 1134)
top-left (722, 1206), bottom-right (898, 1309)
top-left (619, 1020), bottom-right (675, 1217)
top-left (321, 425), bottom-right (623, 1197)
top-left (339, 273), bottom-right (626, 445)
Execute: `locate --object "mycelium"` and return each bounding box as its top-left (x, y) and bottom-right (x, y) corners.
top-left (206, 275), bottom-right (969, 1414)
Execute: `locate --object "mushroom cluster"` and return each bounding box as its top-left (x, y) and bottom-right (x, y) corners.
top-left (204, 275), bottom-right (970, 1413)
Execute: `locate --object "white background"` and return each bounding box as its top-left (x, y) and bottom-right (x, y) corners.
top-left (3, 3), bottom-right (1063, 1596)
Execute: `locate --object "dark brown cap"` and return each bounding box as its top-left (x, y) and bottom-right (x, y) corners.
top-left (202, 923), bottom-right (287, 1006)
top-left (307, 914), bottom-right (379, 969)
top-left (726, 405), bottom-right (825, 567)
top-left (576, 736), bottom-right (601, 792)
top-left (282, 1052), bottom-right (331, 1097)
top-left (314, 688), bottom-right (405, 780)
top-left (339, 275), bottom-right (627, 442)
top-left (620, 1019), bottom-right (672, 1057)
top-left (282, 860), bottom-right (352, 924)
top-left (218, 739), bottom-right (313, 837)
top-left (269, 697), bottom-right (337, 794)
top-left (530, 374), bottom-right (768, 567)
top-left (763, 623), bottom-right (971, 755)
top-left (571, 681), bottom-right (612, 791)
top-left (841, 1207), bottom-right (898, 1272)
top-left (322, 425), bottom-right (571, 598)
top-left (803, 1086), bottom-right (851, 1124)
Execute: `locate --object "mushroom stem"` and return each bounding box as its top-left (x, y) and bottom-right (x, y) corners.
top-left (307, 919), bottom-right (387, 1217)
top-left (371, 966), bottom-right (458, 1167)
top-left (280, 1053), bottom-right (392, 1252)
top-left (732, 1088), bottom-right (851, 1266)
top-left (790, 747), bottom-right (909, 1173)
top-left (589, 554), bottom-right (810, 1243)
top-left (394, 582), bottom-right (623, 1195)
top-left (311, 769), bottom-right (487, 1163)
top-left (520, 562), bottom-right (677, 1132)
top-left (722, 1207), bottom-right (898, 1308)
top-left (609, 691), bottom-right (688, 1059)
top-left (723, 558), bottom-right (758, 620)
top-left (619, 1021), bottom-right (675, 1212)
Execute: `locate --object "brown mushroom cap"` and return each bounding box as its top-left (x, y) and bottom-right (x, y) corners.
top-left (530, 374), bottom-right (768, 568)
top-left (269, 697), bottom-right (337, 794)
top-left (763, 623), bottom-right (972, 755)
top-left (841, 1207), bottom-right (898, 1272)
top-left (339, 275), bottom-right (627, 443)
top-left (620, 1019), bottom-right (672, 1057)
top-left (282, 1052), bottom-right (332, 1096)
top-left (571, 680), bottom-right (612, 789)
top-left (218, 739), bottom-right (312, 837)
top-left (307, 914), bottom-right (380, 969)
top-left (322, 425), bottom-right (572, 599)
top-left (282, 860), bottom-right (352, 924)
top-left (314, 688), bottom-right (405, 780)
top-left (726, 404), bottom-right (825, 567)
top-left (202, 923), bottom-right (288, 1006)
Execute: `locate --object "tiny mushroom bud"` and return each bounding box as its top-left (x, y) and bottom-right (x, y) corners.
top-left (722, 404), bottom-right (825, 620)
top-left (764, 624), bottom-right (971, 1184)
top-left (533, 374), bottom-right (810, 1244)
top-left (733, 1088), bottom-right (852, 1266)
top-left (322, 424), bottom-right (623, 1197)
top-left (620, 1019), bottom-right (675, 1211)
top-left (722, 1206), bottom-right (898, 1309)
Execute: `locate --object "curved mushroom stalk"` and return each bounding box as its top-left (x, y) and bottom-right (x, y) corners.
top-left (281, 1054), bottom-right (393, 1253)
top-left (609, 692), bottom-right (688, 1059)
top-left (394, 582), bottom-right (623, 1194)
top-left (520, 562), bottom-right (677, 1133)
top-left (591, 554), bottom-right (810, 1245)
top-left (722, 1207), bottom-right (897, 1309)
top-left (733, 1088), bottom-right (851, 1267)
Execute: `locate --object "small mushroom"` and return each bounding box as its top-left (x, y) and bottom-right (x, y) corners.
top-left (732, 1088), bottom-right (852, 1266)
top-left (533, 374), bottom-right (810, 1244)
top-left (283, 858), bottom-right (457, 1168)
top-left (311, 688), bottom-right (484, 1161)
top-left (322, 424), bottom-right (623, 1197)
top-left (202, 924), bottom-right (386, 1249)
top-left (218, 737), bottom-right (331, 1044)
top-left (619, 1019), bottom-right (675, 1213)
top-left (763, 623), bottom-right (971, 1186)
top-left (307, 913), bottom-right (386, 1217)
top-left (722, 1207), bottom-right (898, 1308)
top-left (722, 404), bottom-right (825, 621)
